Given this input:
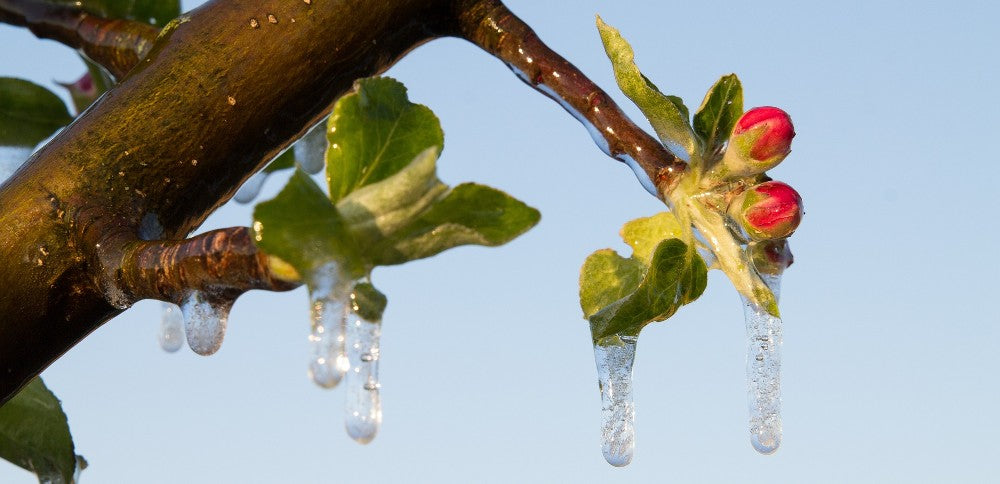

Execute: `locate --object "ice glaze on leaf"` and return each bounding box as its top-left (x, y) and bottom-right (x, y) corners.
top-left (580, 212), bottom-right (707, 342)
top-left (326, 77), bottom-right (443, 202)
top-left (0, 78), bottom-right (72, 148)
top-left (693, 74), bottom-right (743, 158)
top-left (369, 182), bottom-right (540, 266)
top-left (596, 17), bottom-right (698, 158)
top-left (351, 282), bottom-right (388, 322)
top-left (252, 170), bottom-right (364, 278)
top-left (0, 378), bottom-right (81, 484)
top-left (588, 239), bottom-right (707, 341)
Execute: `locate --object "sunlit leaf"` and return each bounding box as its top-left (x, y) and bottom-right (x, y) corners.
top-left (0, 378), bottom-right (82, 484)
top-left (693, 74), bottom-right (743, 159)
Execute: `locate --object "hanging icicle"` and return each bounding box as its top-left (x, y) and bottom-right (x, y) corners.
top-left (307, 264), bottom-right (350, 388)
top-left (158, 302), bottom-right (185, 353)
top-left (343, 287), bottom-right (383, 444)
top-left (180, 291), bottom-right (233, 356)
top-left (593, 335), bottom-right (637, 467)
top-left (743, 273), bottom-right (782, 454)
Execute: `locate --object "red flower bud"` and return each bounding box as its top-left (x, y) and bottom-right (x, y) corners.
top-left (729, 181), bottom-right (803, 240)
top-left (720, 107), bottom-right (795, 177)
top-left (748, 239), bottom-right (794, 275)
top-left (58, 72), bottom-right (98, 114)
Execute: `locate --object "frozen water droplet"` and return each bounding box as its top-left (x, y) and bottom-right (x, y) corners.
top-left (159, 302), bottom-right (185, 353)
top-left (594, 335), bottom-right (637, 467)
top-left (743, 275), bottom-right (782, 455)
top-left (180, 291), bottom-right (232, 356)
top-left (233, 171), bottom-right (268, 204)
top-left (344, 307), bottom-right (382, 444)
top-left (295, 121), bottom-right (327, 174)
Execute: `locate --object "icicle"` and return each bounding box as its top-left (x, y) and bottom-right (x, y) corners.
top-left (593, 335), bottom-right (637, 467)
top-left (180, 291), bottom-right (232, 356)
top-left (295, 122), bottom-right (327, 174)
top-left (343, 295), bottom-right (382, 444)
top-left (158, 302), bottom-right (185, 353)
top-left (743, 274), bottom-right (782, 454)
top-left (233, 171), bottom-right (268, 204)
top-left (305, 263), bottom-right (350, 388)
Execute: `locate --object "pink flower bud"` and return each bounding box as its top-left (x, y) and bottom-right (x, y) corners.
top-left (729, 181), bottom-right (803, 240)
top-left (57, 72), bottom-right (98, 114)
top-left (720, 106), bottom-right (795, 177)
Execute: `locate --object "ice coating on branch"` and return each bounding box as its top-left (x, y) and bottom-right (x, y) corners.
top-left (307, 266), bottom-right (350, 388)
top-left (0, 146), bottom-right (31, 183)
top-left (743, 274), bottom-right (782, 454)
top-left (594, 336), bottom-right (637, 467)
top-left (344, 300), bottom-right (382, 444)
top-left (159, 302), bottom-right (185, 353)
top-left (233, 171), bottom-right (268, 204)
top-left (180, 291), bottom-right (232, 356)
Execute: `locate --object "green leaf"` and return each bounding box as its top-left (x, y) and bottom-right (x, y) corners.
top-left (263, 148), bottom-right (295, 173)
top-left (579, 249), bottom-right (644, 319)
top-left (326, 77), bottom-right (443, 202)
top-left (0, 78), bottom-right (72, 148)
top-left (52, 0), bottom-right (180, 26)
top-left (596, 17), bottom-right (698, 157)
top-left (620, 212), bottom-right (684, 263)
top-left (368, 182), bottom-right (540, 266)
top-left (693, 74), bottom-right (743, 158)
top-left (350, 282), bottom-right (388, 322)
top-left (587, 239), bottom-right (707, 341)
top-left (252, 170), bottom-right (365, 278)
top-left (0, 378), bottom-right (81, 483)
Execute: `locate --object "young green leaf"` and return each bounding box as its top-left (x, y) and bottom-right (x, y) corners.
top-left (693, 74), bottom-right (743, 158)
top-left (579, 249), bottom-right (645, 319)
top-left (596, 17), bottom-right (698, 157)
top-left (0, 78), bottom-right (72, 148)
top-left (263, 148), bottom-right (296, 173)
top-left (0, 378), bottom-right (81, 484)
top-left (587, 239), bottom-right (707, 341)
top-left (620, 212), bottom-right (684, 263)
top-left (326, 77), bottom-right (444, 202)
top-left (252, 170), bottom-right (365, 278)
top-left (351, 282), bottom-right (388, 322)
top-left (367, 182), bottom-right (540, 266)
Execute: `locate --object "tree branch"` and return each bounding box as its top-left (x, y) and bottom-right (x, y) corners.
top-left (453, 0), bottom-right (687, 197)
top-left (0, 0), bottom-right (159, 78)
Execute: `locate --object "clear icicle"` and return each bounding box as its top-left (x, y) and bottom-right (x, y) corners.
top-left (233, 171), bottom-right (268, 204)
top-left (307, 292), bottom-right (349, 389)
top-left (344, 302), bottom-right (382, 444)
top-left (594, 336), bottom-right (638, 467)
top-left (180, 291), bottom-right (232, 356)
top-left (158, 302), bottom-right (185, 353)
top-left (743, 274), bottom-right (783, 454)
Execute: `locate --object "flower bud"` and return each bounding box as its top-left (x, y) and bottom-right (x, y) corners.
top-left (748, 239), bottom-right (794, 276)
top-left (57, 72), bottom-right (98, 115)
top-left (729, 181), bottom-right (802, 240)
top-left (719, 106), bottom-right (794, 177)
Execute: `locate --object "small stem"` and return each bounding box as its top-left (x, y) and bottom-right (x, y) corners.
top-left (456, 0), bottom-right (687, 198)
top-left (0, 0), bottom-right (159, 78)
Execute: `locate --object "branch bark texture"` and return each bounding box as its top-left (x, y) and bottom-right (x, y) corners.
top-left (0, 0), bottom-right (685, 403)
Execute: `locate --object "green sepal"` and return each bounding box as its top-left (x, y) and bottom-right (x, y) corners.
top-left (326, 77), bottom-right (444, 202)
top-left (350, 282), bottom-right (388, 322)
top-left (0, 78), bottom-right (73, 148)
top-left (0, 378), bottom-right (82, 484)
top-left (596, 17), bottom-right (698, 157)
top-left (693, 74), bottom-right (743, 159)
top-left (252, 170), bottom-right (366, 278)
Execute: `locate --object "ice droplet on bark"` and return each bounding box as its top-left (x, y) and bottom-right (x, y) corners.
top-left (159, 302), bottom-right (185, 353)
top-left (180, 291), bottom-right (232, 356)
top-left (744, 273), bottom-right (782, 454)
top-left (594, 335), bottom-right (637, 467)
top-left (344, 295), bottom-right (382, 444)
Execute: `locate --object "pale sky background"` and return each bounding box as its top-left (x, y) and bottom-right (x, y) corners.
top-left (2, 0), bottom-right (999, 482)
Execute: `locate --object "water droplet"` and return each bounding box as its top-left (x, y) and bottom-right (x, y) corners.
top-left (233, 171), bottom-right (268, 204)
top-left (344, 305), bottom-right (382, 444)
top-left (159, 302), bottom-right (184, 353)
top-left (594, 335), bottom-right (637, 467)
top-left (180, 291), bottom-right (233, 356)
top-left (743, 274), bottom-right (782, 455)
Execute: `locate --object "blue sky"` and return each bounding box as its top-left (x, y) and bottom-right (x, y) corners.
top-left (2, 0), bottom-right (999, 482)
